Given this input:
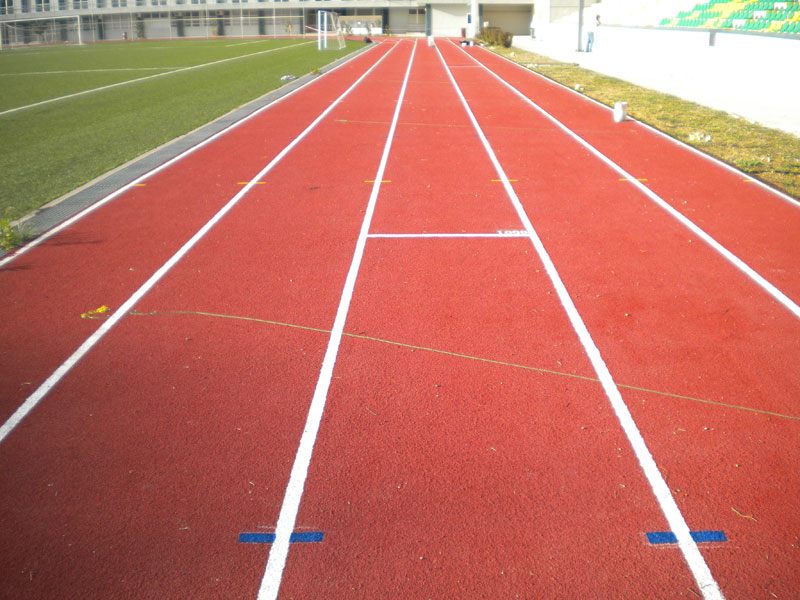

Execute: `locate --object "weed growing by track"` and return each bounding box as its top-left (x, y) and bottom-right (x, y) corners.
top-left (0, 39), bottom-right (363, 223)
top-left (0, 218), bottom-right (31, 251)
top-left (492, 47), bottom-right (800, 200)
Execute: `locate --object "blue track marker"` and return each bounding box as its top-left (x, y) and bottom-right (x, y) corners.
top-left (646, 530), bottom-right (727, 545)
top-left (238, 531), bottom-right (324, 544)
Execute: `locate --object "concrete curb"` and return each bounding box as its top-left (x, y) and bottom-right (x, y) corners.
top-left (6, 43), bottom-right (374, 248)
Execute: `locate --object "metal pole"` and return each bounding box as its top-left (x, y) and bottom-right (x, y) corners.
top-left (577, 0), bottom-right (584, 51)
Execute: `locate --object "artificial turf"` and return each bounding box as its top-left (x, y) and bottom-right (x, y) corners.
top-left (0, 38), bottom-right (362, 222)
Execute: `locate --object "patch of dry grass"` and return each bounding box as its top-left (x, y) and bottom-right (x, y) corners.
top-left (493, 47), bottom-right (800, 200)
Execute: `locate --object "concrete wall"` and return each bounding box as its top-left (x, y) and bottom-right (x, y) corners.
top-left (388, 6), bottom-right (427, 34)
top-left (388, 6), bottom-right (410, 32)
top-left (512, 25), bottom-right (800, 136)
top-left (482, 4), bottom-right (531, 34)
top-left (593, 23), bottom-right (800, 56)
top-left (549, 0), bottom-right (579, 22)
top-left (144, 17), bottom-right (171, 38)
top-left (599, 0), bottom-right (698, 26)
top-left (546, 0), bottom-right (695, 27)
top-left (430, 3), bottom-right (468, 37)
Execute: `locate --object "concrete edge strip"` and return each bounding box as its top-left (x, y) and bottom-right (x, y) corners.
top-left (1, 42), bottom-right (375, 260)
top-left (0, 41), bottom-right (392, 445)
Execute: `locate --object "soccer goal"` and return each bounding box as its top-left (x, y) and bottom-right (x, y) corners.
top-left (315, 10), bottom-right (345, 51)
top-left (0, 15), bottom-right (83, 50)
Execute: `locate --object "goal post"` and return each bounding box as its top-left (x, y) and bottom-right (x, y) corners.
top-left (315, 10), bottom-right (345, 51)
top-left (0, 15), bottom-right (83, 50)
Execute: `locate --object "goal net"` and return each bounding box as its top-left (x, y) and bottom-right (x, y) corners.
top-left (0, 15), bottom-right (83, 49)
top-left (315, 11), bottom-right (345, 51)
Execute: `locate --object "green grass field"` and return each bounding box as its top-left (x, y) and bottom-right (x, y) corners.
top-left (0, 38), bottom-right (363, 222)
top-left (3, 38), bottom-right (796, 229)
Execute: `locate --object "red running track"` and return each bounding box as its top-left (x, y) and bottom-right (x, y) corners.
top-left (0, 38), bottom-right (798, 599)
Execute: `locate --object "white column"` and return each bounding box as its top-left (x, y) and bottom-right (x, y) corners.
top-left (467, 0), bottom-right (478, 37)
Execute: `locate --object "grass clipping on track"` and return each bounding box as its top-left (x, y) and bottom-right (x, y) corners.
top-left (492, 47), bottom-right (800, 200)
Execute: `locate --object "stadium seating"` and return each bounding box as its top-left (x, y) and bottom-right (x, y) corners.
top-left (659, 0), bottom-right (800, 34)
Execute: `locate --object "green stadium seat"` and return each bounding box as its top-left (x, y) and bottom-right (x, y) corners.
top-left (658, 0), bottom-right (800, 31)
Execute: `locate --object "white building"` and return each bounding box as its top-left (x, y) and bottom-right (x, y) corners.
top-left (0, 0), bottom-right (596, 45)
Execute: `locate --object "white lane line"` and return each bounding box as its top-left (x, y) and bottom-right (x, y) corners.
top-left (438, 41), bottom-right (725, 600)
top-left (0, 41), bottom-right (313, 117)
top-left (0, 42), bottom-right (377, 271)
top-left (459, 43), bottom-right (800, 322)
top-left (0, 43), bottom-right (396, 446)
top-left (368, 231), bottom-right (527, 238)
top-left (487, 50), bottom-right (800, 210)
top-left (256, 40), bottom-right (416, 600)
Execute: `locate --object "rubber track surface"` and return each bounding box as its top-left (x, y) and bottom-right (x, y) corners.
top-left (0, 38), bottom-right (797, 599)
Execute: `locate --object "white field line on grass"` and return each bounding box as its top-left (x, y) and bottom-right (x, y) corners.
top-left (0, 42), bottom-right (377, 271)
top-left (0, 41), bottom-right (313, 117)
top-left (0, 42), bottom-right (395, 445)
top-left (460, 43), bottom-right (800, 322)
top-left (488, 50), bottom-right (800, 211)
top-left (0, 67), bottom-right (183, 76)
top-left (226, 40), bottom-right (265, 47)
top-left (438, 40), bottom-right (725, 600)
top-left (256, 39), bottom-right (416, 600)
